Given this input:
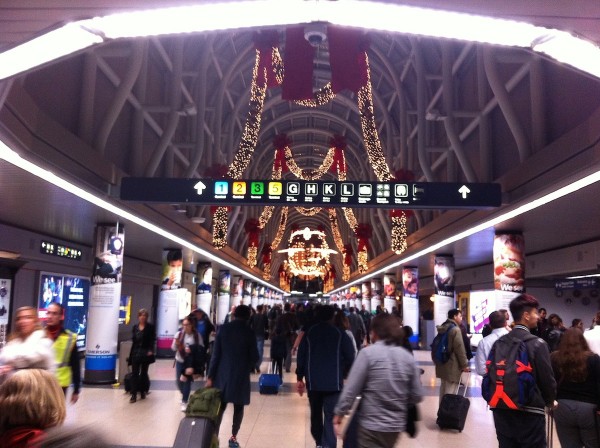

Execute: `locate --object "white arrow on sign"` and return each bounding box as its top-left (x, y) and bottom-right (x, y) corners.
top-left (458, 185), bottom-right (471, 199)
top-left (194, 181), bottom-right (207, 195)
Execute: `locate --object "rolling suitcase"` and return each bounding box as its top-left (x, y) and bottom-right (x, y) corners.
top-left (437, 373), bottom-right (470, 432)
top-left (259, 362), bottom-right (282, 394)
top-left (172, 417), bottom-right (217, 448)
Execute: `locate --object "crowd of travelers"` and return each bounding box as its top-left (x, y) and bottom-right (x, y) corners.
top-left (4, 294), bottom-right (600, 448)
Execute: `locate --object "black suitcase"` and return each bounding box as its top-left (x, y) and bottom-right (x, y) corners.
top-left (173, 417), bottom-right (215, 448)
top-left (437, 373), bottom-right (470, 432)
top-left (124, 372), bottom-right (133, 393)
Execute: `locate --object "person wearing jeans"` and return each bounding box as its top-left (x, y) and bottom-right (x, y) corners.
top-left (172, 316), bottom-right (203, 411)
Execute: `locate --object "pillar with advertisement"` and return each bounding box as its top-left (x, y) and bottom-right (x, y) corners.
top-left (361, 282), bottom-right (371, 313)
top-left (371, 279), bottom-right (382, 312)
top-left (216, 270), bottom-right (231, 325)
top-left (383, 274), bottom-right (397, 313)
top-left (433, 255), bottom-right (456, 325)
top-left (250, 282), bottom-right (258, 309)
top-left (232, 275), bottom-right (243, 307)
top-left (84, 224), bottom-right (125, 383)
top-left (156, 248), bottom-right (184, 358)
top-left (494, 233), bottom-right (525, 312)
top-left (402, 266), bottom-right (420, 344)
top-left (242, 279), bottom-right (252, 306)
top-left (196, 262), bottom-right (212, 314)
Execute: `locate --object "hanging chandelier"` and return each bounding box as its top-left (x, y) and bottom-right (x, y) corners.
top-left (278, 227), bottom-right (337, 278)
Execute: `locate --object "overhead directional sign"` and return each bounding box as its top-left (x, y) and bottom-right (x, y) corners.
top-left (120, 178), bottom-right (502, 209)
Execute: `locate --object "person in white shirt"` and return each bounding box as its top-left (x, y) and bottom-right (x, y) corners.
top-left (475, 311), bottom-right (509, 376)
top-left (584, 311), bottom-right (600, 355)
top-left (0, 306), bottom-right (55, 374)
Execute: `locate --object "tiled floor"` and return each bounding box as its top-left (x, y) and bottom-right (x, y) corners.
top-left (63, 348), bottom-right (549, 447)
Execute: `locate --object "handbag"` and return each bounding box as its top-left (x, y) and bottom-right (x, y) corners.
top-left (406, 403), bottom-right (420, 437)
top-left (146, 354), bottom-right (156, 364)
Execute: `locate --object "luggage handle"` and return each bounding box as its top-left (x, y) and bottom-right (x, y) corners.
top-left (455, 372), bottom-right (471, 397)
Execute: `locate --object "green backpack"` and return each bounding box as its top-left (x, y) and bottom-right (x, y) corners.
top-left (185, 387), bottom-right (222, 422)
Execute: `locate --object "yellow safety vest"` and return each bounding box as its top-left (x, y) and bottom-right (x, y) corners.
top-left (53, 330), bottom-right (76, 388)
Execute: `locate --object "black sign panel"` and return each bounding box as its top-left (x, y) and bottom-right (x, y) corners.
top-left (120, 178), bottom-right (502, 209)
top-left (40, 240), bottom-right (83, 261)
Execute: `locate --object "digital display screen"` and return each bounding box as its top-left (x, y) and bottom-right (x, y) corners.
top-left (40, 240), bottom-right (82, 261)
top-left (121, 178), bottom-right (502, 210)
top-left (38, 272), bottom-right (89, 351)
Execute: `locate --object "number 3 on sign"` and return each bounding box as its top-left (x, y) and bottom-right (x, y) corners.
top-left (251, 182), bottom-right (264, 195)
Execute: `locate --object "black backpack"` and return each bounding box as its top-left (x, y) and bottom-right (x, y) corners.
top-left (481, 333), bottom-right (537, 410)
top-left (430, 323), bottom-right (455, 364)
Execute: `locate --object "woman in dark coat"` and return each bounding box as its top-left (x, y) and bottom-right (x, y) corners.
top-left (128, 308), bottom-right (156, 403)
top-left (206, 305), bottom-right (258, 448)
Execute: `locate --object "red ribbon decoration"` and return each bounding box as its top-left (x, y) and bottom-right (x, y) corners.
top-left (343, 244), bottom-right (353, 266)
top-left (273, 134), bottom-right (291, 173)
top-left (355, 223), bottom-right (372, 251)
top-left (204, 164), bottom-right (229, 179)
top-left (254, 30), bottom-right (280, 88)
top-left (328, 26), bottom-right (370, 93)
top-left (329, 134), bottom-right (347, 174)
top-left (244, 218), bottom-right (261, 247)
top-left (282, 26), bottom-right (315, 100)
top-left (261, 244), bottom-right (272, 264)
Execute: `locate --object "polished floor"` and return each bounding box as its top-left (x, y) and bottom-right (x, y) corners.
top-left (64, 347), bottom-right (555, 448)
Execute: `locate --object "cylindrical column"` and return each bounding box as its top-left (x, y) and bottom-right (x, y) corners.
top-left (156, 249), bottom-right (183, 358)
top-left (196, 262), bottom-right (213, 313)
top-left (85, 224), bottom-right (125, 383)
top-left (402, 266), bottom-right (420, 344)
top-left (216, 270), bottom-right (231, 325)
top-left (493, 233), bottom-right (525, 318)
top-left (433, 255), bottom-right (456, 325)
top-left (383, 274), bottom-right (397, 313)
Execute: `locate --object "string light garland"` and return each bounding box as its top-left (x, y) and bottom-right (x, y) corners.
top-left (247, 246), bottom-right (258, 269)
top-left (211, 206), bottom-right (229, 249)
top-left (270, 207), bottom-right (288, 250)
top-left (285, 146), bottom-right (335, 180)
top-left (296, 207), bottom-right (322, 216)
top-left (294, 82), bottom-right (336, 108)
top-left (391, 214), bottom-right (408, 254)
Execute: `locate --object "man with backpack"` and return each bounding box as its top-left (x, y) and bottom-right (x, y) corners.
top-left (433, 309), bottom-right (470, 403)
top-left (483, 294), bottom-right (556, 448)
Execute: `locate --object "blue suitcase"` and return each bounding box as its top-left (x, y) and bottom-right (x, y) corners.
top-left (259, 363), bottom-right (282, 394)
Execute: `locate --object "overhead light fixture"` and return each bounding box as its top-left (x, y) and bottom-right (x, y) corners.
top-left (0, 250), bottom-right (21, 260)
top-left (566, 273), bottom-right (600, 279)
top-left (0, 139), bottom-right (283, 293)
top-left (0, 22), bottom-right (104, 80)
top-left (0, 2), bottom-right (599, 81)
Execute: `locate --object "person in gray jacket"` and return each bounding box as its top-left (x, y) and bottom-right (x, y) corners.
top-left (333, 314), bottom-right (423, 448)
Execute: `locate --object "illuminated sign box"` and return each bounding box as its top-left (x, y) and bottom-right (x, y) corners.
top-left (40, 240), bottom-right (83, 261)
top-left (121, 178), bottom-right (502, 210)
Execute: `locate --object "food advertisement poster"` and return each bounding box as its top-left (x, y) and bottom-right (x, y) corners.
top-left (493, 233), bottom-right (525, 293)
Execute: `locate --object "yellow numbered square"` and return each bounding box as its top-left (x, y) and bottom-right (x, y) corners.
top-left (233, 181), bottom-right (246, 195)
top-left (269, 182), bottom-right (283, 195)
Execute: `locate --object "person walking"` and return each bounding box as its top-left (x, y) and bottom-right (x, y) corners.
top-left (0, 306), bottom-right (54, 374)
top-left (296, 305), bottom-right (356, 448)
top-left (551, 328), bottom-right (600, 448)
top-left (475, 311), bottom-right (509, 376)
top-left (206, 305), bottom-right (258, 448)
top-left (490, 294), bottom-right (557, 448)
top-left (250, 304), bottom-right (268, 373)
top-left (172, 316), bottom-right (203, 411)
top-left (44, 302), bottom-right (81, 403)
top-left (128, 308), bottom-right (156, 403)
top-left (333, 314), bottom-right (423, 448)
top-left (434, 309), bottom-right (470, 403)
top-left (347, 307), bottom-right (366, 351)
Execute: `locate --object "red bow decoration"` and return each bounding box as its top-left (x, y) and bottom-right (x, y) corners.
top-left (261, 243), bottom-right (272, 264)
top-left (244, 218), bottom-right (261, 247)
top-left (254, 30), bottom-right (280, 88)
top-left (355, 223), bottom-right (372, 251)
top-left (329, 134), bottom-right (347, 174)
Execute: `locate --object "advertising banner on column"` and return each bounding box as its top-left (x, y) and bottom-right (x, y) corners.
top-left (402, 267), bottom-right (419, 343)
top-left (250, 282), bottom-right (258, 309)
top-left (434, 255), bottom-right (455, 297)
top-left (242, 279), bottom-right (252, 306)
top-left (494, 233), bottom-right (525, 308)
top-left (231, 276), bottom-right (242, 307)
top-left (85, 224), bottom-right (124, 384)
top-left (383, 274), bottom-right (397, 313)
top-left (157, 249), bottom-right (184, 357)
top-left (196, 262), bottom-right (212, 313)
top-left (216, 270), bottom-right (231, 325)
top-left (361, 282), bottom-right (371, 312)
top-left (258, 285), bottom-right (265, 305)
top-left (371, 279), bottom-right (382, 312)
top-left (434, 294), bottom-right (455, 326)
top-left (0, 279), bottom-right (11, 348)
